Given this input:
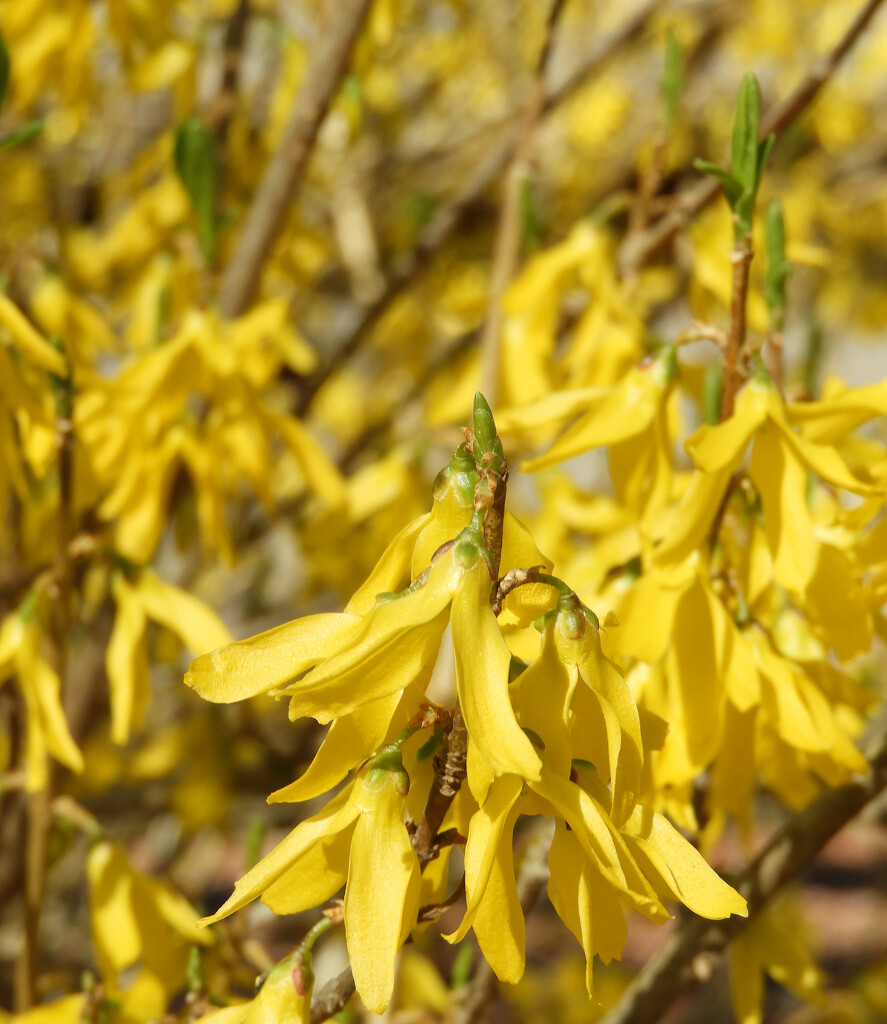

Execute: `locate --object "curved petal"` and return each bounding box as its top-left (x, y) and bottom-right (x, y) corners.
top-left (185, 612), bottom-right (362, 703)
top-left (268, 685), bottom-right (422, 804)
top-left (200, 787), bottom-right (359, 925)
top-left (684, 385), bottom-right (768, 471)
top-left (346, 514), bottom-right (429, 616)
top-left (444, 775), bottom-right (523, 944)
top-left (452, 562), bottom-right (542, 781)
top-left (345, 779), bottom-right (420, 1014)
top-left (624, 805), bottom-right (747, 919)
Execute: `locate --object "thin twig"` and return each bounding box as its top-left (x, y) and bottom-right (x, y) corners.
top-left (412, 708), bottom-right (469, 867)
top-left (293, 0), bottom-right (664, 418)
top-left (597, 723), bottom-right (887, 1024)
top-left (218, 0), bottom-right (373, 319)
top-left (479, 0), bottom-right (569, 405)
top-left (618, 0), bottom-right (887, 275)
top-left (310, 965), bottom-right (356, 1024)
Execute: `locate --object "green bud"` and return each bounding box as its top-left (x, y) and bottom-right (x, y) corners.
top-left (703, 362), bottom-right (724, 426)
top-left (732, 72), bottom-right (763, 194)
top-left (245, 819), bottom-right (267, 871)
top-left (450, 944), bottom-right (475, 988)
top-left (695, 72), bottom-right (774, 241)
top-left (764, 199), bottom-right (789, 316)
top-left (174, 117), bottom-right (220, 267)
top-left (472, 392), bottom-right (505, 468)
top-left (0, 34), bottom-right (9, 112)
top-left (187, 947), bottom-right (205, 992)
top-left (662, 28), bottom-right (683, 130)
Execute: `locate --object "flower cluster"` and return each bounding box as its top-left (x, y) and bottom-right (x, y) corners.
top-left (189, 397), bottom-right (747, 1011)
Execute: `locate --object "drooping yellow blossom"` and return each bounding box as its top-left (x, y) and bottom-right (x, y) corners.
top-left (448, 595), bottom-right (746, 994)
top-left (0, 605), bottom-right (83, 791)
top-left (654, 369), bottom-right (885, 590)
top-left (87, 839), bottom-right (213, 1023)
top-left (106, 570), bottom-right (231, 743)
top-left (200, 748), bottom-right (420, 1014)
top-left (729, 895), bottom-right (826, 1024)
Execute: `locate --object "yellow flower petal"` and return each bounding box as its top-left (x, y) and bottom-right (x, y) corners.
top-left (286, 557), bottom-right (458, 722)
top-left (445, 774), bottom-right (523, 945)
top-left (624, 806), bottom-right (747, 919)
top-left (472, 801), bottom-right (525, 984)
top-left (185, 612), bottom-right (362, 702)
top-left (345, 514), bottom-right (429, 615)
top-left (201, 786), bottom-right (359, 925)
top-left (519, 626), bottom-right (576, 777)
top-left (452, 561), bottom-right (542, 781)
top-left (786, 378), bottom-right (887, 444)
top-left (136, 572), bottom-right (232, 655)
top-left (0, 293), bottom-right (67, 375)
top-left (749, 424), bottom-right (817, 592)
top-left (346, 774), bottom-right (420, 1014)
top-left (521, 366), bottom-right (660, 473)
top-left (268, 686), bottom-right (420, 804)
top-left (106, 575), bottom-right (150, 744)
top-left (261, 828), bottom-right (352, 915)
top-left (684, 384), bottom-right (769, 472)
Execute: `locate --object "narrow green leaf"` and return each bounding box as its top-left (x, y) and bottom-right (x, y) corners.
top-left (662, 28), bottom-right (683, 129)
top-left (450, 943), bottom-right (475, 988)
top-left (703, 362), bottom-right (724, 426)
top-left (693, 159), bottom-right (743, 209)
top-left (731, 72), bottom-right (762, 192)
top-left (756, 132), bottom-right (776, 189)
top-left (0, 120), bottom-right (44, 152)
top-left (764, 199), bottom-right (789, 314)
top-left (0, 33), bottom-right (9, 111)
top-left (174, 117), bottom-right (220, 267)
top-left (804, 320), bottom-right (822, 398)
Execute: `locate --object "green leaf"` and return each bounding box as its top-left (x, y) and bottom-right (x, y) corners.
top-left (174, 117), bottom-right (220, 267)
top-left (450, 943), bottom-right (475, 988)
top-left (0, 120), bottom-right (44, 152)
top-left (662, 28), bottom-right (683, 129)
top-left (731, 72), bottom-right (762, 192)
top-left (764, 199), bottom-right (789, 314)
top-left (703, 362), bottom-right (724, 426)
top-left (520, 177), bottom-right (543, 255)
top-left (693, 159), bottom-right (743, 207)
top-left (0, 33), bottom-right (9, 111)
top-left (756, 132), bottom-right (776, 189)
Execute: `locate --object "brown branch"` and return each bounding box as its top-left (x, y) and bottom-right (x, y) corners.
top-left (293, 0), bottom-right (664, 418)
top-left (597, 723), bottom-right (887, 1024)
top-left (218, 0), bottom-right (374, 319)
top-left (412, 708), bottom-right (469, 867)
top-left (618, 0), bottom-right (887, 275)
top-left (310, 965), bottom-right (356, 1024)
top-left (479, 0), bottom-right (569, 405)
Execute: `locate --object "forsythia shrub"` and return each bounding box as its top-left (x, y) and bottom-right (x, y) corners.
top-left (2, 2), bottom-right (887, 1024)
